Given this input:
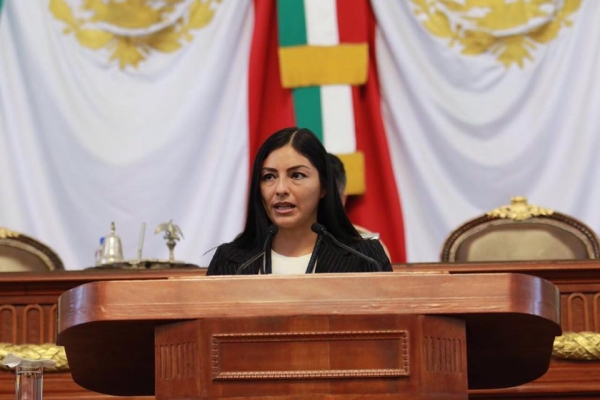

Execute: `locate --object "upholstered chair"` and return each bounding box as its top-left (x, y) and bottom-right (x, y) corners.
top-left (441, 197), bottom-right (600, 262)
top-left (0, 228), bottom-right (64, 272)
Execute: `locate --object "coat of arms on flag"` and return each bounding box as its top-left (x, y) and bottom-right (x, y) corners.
top-left (411, 0), bottom-right (582, 67)
top-left (49, 0), bottom-right (221, 69)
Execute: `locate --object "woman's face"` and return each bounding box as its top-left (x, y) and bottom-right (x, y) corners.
top-left (260, 144), bottom-right (324, 233)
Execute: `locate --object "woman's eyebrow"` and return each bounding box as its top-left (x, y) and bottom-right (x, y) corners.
top-left (261, 165), bottom-right (311, 172)
top-left (287, 164), bottom-right (310, 171)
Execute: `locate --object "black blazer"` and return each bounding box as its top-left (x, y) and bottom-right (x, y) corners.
top-left (206, 236), bottom-right (392, 275)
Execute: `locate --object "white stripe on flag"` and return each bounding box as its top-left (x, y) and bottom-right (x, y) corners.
top-left (304, 0), bottom-right (339, 46)
top-left (321, 85), bottom-right (356, 154)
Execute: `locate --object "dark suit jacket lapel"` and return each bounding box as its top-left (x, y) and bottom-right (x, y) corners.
top-left (314, 237), bottom-right (354, 273)
top-left (223, 245), bottom-right (262, 275)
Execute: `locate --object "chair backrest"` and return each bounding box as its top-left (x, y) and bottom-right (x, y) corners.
top-left (441, 197), bottom-right (600, 262)
top-left (0, 228), bottom-right (64, 272)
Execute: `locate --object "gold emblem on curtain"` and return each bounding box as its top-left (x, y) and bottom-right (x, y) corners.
top-left (49, 0), bottom-right (220, 69)
top-left (411, 0), bottom-right (581, 68)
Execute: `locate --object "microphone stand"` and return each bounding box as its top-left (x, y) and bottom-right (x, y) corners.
top-left (311, 223), bottom-right (382, 272)
top-left (235, 251), bottom-right (265, 275)
top-left (236, 225), bottom-right (279, 275)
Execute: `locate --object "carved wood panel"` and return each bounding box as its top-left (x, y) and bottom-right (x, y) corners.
top-left (211, 330), bottom-right (410, 380)
top-left (561, 291), bottom-right (600, 333)
top-left (158, 342), bottom-right (196, 381)
top-left (0, 304), bottom-right (58, 344)
top-left (0, 306), bottom-right (17, 344)
top-left (423, 336), bottom-right (463, 374)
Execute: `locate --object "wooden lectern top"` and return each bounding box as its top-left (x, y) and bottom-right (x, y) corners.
top-left (57, 272), bottom-right (560, 396)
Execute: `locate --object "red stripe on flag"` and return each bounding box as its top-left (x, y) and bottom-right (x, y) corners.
top-left (249, 0), bottom-right (295, 166)
top-left (340, 0), bottom-right (407, 262)
top-left (336, 0), bottom-right (367, 43)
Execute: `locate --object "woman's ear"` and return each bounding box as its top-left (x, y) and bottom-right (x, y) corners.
top-left (320, 187), bottom-right (326, 199)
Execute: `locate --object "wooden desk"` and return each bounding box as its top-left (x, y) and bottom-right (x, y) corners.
top-left (1, 261), bottom-right (599, 399)
top-left (57, 273), bottom-right (560, 399)
top-left (397, 260), bottom-right (600, 399)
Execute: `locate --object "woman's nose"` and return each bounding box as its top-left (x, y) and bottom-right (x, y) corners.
top-left (275, 178), bottom-right (289, 195)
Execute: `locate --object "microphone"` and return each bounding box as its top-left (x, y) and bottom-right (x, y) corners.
top-left (311, 223), bottom-right (382, 272)
top-left (235, 251), bottom-right (265, 275)
top-left (263, 224), bottom-right (278, 274)
top-left (236, 224), bottom-right (279, 275)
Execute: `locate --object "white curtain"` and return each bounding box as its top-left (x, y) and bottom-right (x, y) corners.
top-left (373, 0), bottom-right (600, 262)
top-left (0, 0), bottom-right (253, 268)
top-left (4, 1), bottom-right (600, 268)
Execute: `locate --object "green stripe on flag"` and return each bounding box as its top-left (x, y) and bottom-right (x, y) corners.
top-left (0, 0), bottom-right (4, 15)
top-left (277, 0), bottom-right (307, 47)
top-left (292, 87), bottom-right (323, 141)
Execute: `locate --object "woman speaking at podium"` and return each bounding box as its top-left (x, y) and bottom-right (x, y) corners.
top-left (207, 127), bottom-right (392, 275)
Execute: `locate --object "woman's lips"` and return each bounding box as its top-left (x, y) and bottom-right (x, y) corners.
top-left (274, 203), bottom-right (295, 214)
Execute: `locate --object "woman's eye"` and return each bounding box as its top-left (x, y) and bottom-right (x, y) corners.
top-left (291, 172), bottom-right (306, 179)
top-left (261, 173), bottom-right (275, 181)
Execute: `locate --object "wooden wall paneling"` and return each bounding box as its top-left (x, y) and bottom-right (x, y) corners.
top-left (48, 304), bottom-right (58, 343)
top-left (593, 292), bottom-right (600, 332)
top-left (22, 304), bottom-right (44, 344)
top-left (0, 305), bottom-right (17, 343)
top-left (565, 293), bottom-right (590, 332)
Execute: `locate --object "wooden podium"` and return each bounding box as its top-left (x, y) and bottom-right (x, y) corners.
top-left (57, 272), bottom-right (561, 400)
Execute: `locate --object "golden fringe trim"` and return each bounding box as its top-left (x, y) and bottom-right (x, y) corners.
top-left (0, 343), bottom-right (69, 371)
top-left (553, 332), bottom-right (600, 360)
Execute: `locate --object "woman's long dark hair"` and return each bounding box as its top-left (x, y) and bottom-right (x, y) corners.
top-left (233, 127), bottom-right (361, 249)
